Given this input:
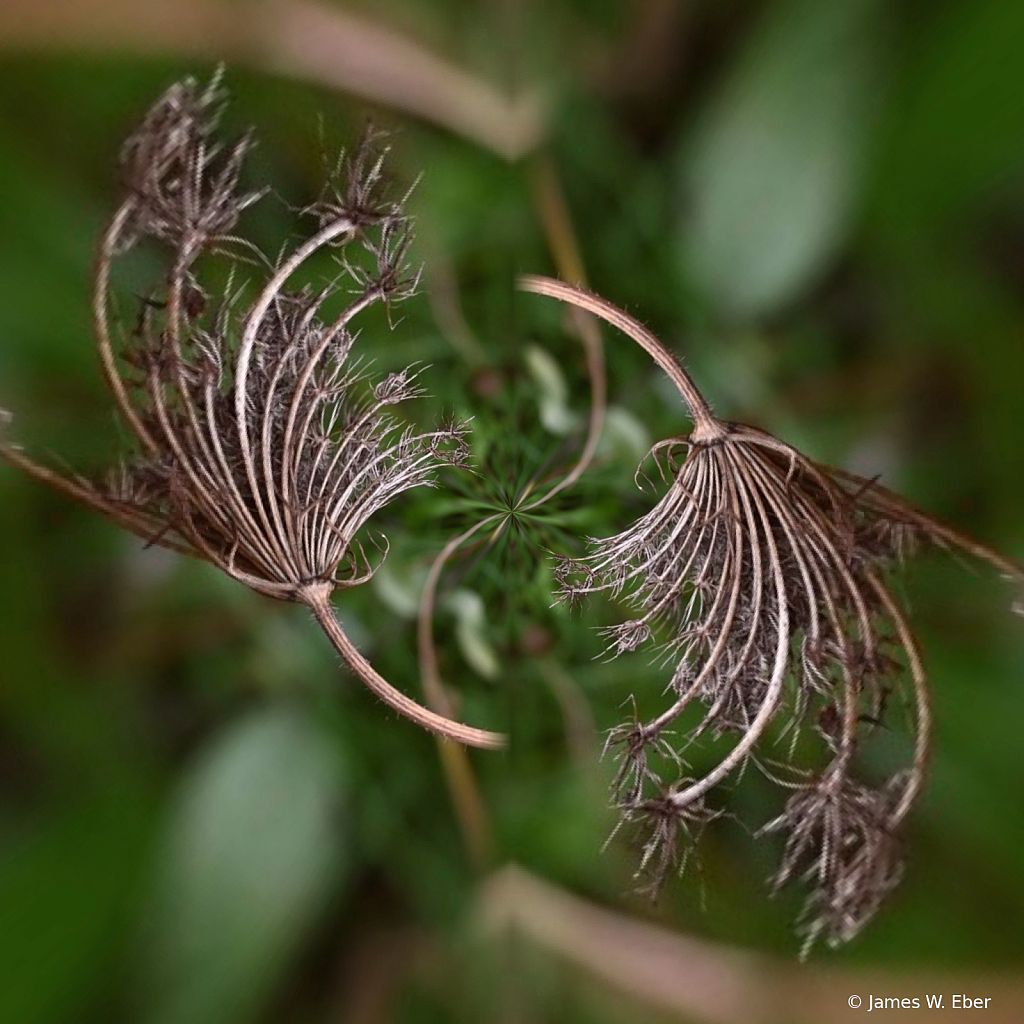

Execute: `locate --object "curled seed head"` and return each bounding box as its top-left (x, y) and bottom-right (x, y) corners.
top-left (524, 276), bottom-right (1022, 952)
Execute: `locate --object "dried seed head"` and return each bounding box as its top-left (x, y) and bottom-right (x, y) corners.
top-left (520, 275), bottom-right (1023, 951)
top-left (94, 77), bottom-right (465, 598)
top-left (1, 73), bottom-right (500, 751)
top-left (760, 763), bottom-right (906, 954)
top-left (625, 789), bottom-right (721, 897)
top-left (118, 70), bottom-right (264, 253)
top-left (600, 618), bottom-right (652, 656)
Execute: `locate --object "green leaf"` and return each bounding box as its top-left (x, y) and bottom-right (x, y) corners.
top-left (524, 344), bottom-right (580, 436)
top-left (678, 0), bottom-right (885, 321)
top-left (447, 589), bottom-right (500, 680)
top-left (140, 707), bottom-right (345, 1024)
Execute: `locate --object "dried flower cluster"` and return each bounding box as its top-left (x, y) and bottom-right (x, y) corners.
top-left (0, 72), bottom-right (502, 750)
top-left (520, 275), bottom-right (1023, 953)
top-left (3, 70), bottom-right (1019, 954)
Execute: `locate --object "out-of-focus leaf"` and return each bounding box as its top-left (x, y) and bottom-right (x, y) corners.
top-left (595, 405), bottom-right (649, 465)
top-left (447, 589), bottom-right (499, 680)
top-left (139, 707), bottom-right (345, 1024)
top-left (871, 0), bottom-right (1024, 232)
top-left (678, 0), bottom-right (884, 321)
top-left (373, 557), bottom-right (427, 620)
top-left (525, 343), bottom-right (580, 436)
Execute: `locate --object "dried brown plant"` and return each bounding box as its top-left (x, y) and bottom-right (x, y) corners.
top-left (0, 72), bottom-right (503, 750)
top-left (519, 274), bottom-right (1023, 952)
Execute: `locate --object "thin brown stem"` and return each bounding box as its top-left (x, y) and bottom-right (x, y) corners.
top-left (517, 275), bottom-right (721, 441)
top-left (303, 583), bottom-right (505, 750)
top-left (417, 514), bottom-right (504, 717)
top-left (530, 157), bottom-right (587, 286)
top-left (424, 251), bottom-right (488, 365)
top-left (409, 160), bottom-right (608, 865)
top-left (93, 200), bottom-right (159, 455)
top-left (645, 462), bottom-right (745, 736)
top-left (233, 218), bottom-right (355, 535)
top-left (830, 465), bottom-right (1024, 583)
top-left (535, 657), bottom-right (597, 764)
top-left (521, 306), bottom-right (605, 510)
top-left (278, 286), bottom-right (383, 574)
top-left (0, 445), bottom-right (197, 558)
top-left (436, 737), bottom-right (494, 868)
top-left (413, 514), bottom-right (506, 867)
top-left (865, 571), bottom-right (931, 826)
top-left (521, 159), bottom-right (607, 507)
top-left (668, 447), bottom-right (791, 807)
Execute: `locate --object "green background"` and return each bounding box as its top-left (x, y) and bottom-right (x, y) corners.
top-left (0, 1), bottom-right (1022, 1021)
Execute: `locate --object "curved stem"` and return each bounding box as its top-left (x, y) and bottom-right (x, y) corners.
top-left (233, 218), bottom-right (355, 535)
top-left (517, 275), bottom-right (721, 441)
top-left (93, 199), bottom-right (159, 455)
top-left (415, 516), bottom-right (505, 870)
top-left (417, 513), bottom-right (504, 717)
top-left (519, 160), bottom-right (607, 509)
top-left (828, 465), bottom-right (1024, 583)
top-left (0, 444), bottom-right (199, 558)
top-left (279, 287), bottom-right (382, 553)
top-left (644, 459), bottom-right (742, 735)
top-left (262, 291), bottom-right (329, 577)
top-left (865, 571), bottom-right (931, 826)
top-left (303, 584), bottom-right (506, 750)
top-left (520, 306), bottom-right (606, 511)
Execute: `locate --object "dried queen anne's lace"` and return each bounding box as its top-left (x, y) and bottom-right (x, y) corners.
top-left (521, 275), bottom-right (1023, 954)
top-left (0, 73), bottom-right (502, 750)
top-left (3, 71), bottom-right (1021, 953)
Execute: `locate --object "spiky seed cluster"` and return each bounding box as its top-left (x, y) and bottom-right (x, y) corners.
top-left (521, 275), bottom-right (1022, 953)
top-left (105, 74), bottom-right (466, 596)
top-left (1, 73), bottom-right (502, 751)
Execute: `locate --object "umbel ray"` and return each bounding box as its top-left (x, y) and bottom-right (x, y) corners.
top-left (520, 274), bottom-right (1023, 953)
top-left (0, 73), bottom-right (502, 751)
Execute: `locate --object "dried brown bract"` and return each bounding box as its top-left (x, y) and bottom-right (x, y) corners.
top-left (519, 274), bottom-right (1022, 951)
top-left (1, 72), bottom-right (503, 750)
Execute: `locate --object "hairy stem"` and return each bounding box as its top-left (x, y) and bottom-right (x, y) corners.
top-left (517, 275), bottom-right (721, 441)
top-left (93, 200), bottom-right (159, 455)
top-left (303, 584), bottom-right (505, 750)
top-left (866, 571), bottom-right (931, 826)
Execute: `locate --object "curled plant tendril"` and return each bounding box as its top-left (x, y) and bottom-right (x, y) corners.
top-left (519, 274), bottom-right (1023, 951)
top-left (0, 72), bottom-right (504, 750)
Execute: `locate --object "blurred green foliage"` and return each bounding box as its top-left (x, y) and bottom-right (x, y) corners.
top-left (0, 1), bottom-right (1023, 1021)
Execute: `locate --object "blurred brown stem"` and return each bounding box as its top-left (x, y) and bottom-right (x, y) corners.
top-left (478, 865), bottom-right (1024, 1024)
top-left (521, 157), bottom-right (607, 508)
top-left (0, 0), bottom-right (547, 159)
top-left (416, 516), bottom-right (506, 868)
